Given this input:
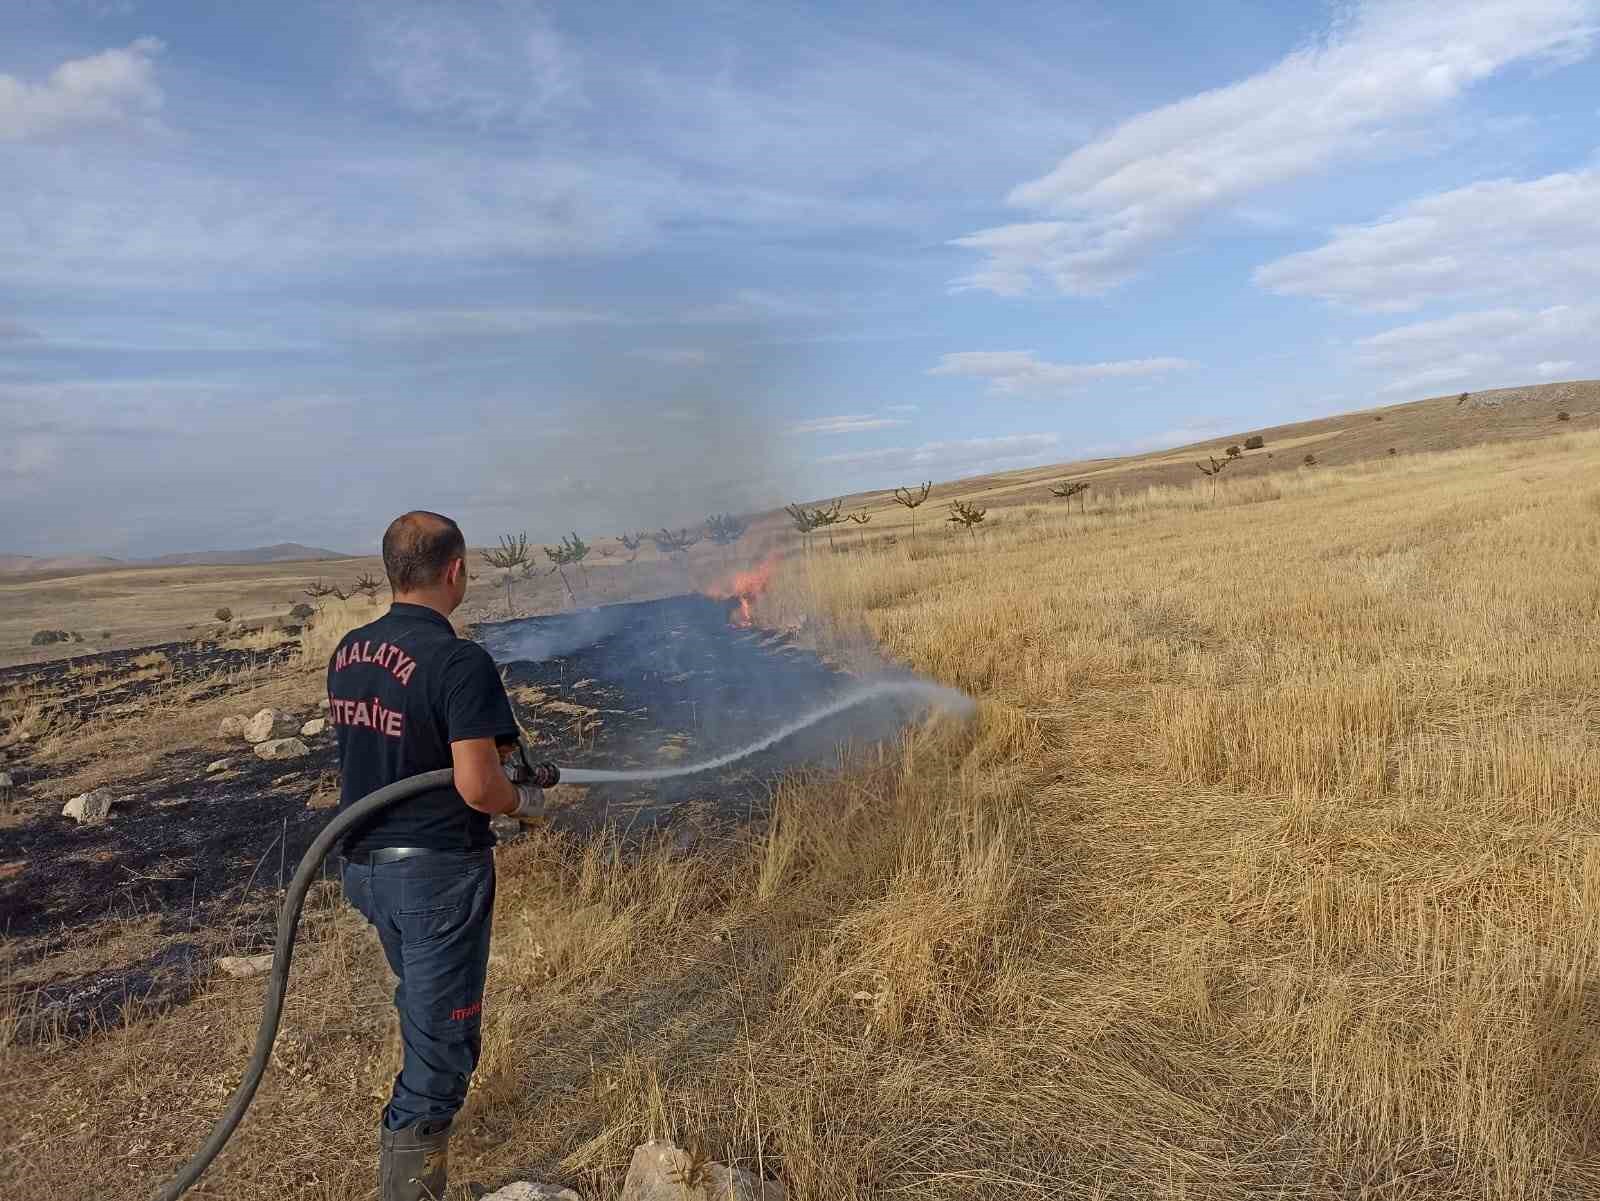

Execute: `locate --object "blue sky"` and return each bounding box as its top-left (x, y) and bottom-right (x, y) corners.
top-left (3, 0), bottom-right (1598, 557)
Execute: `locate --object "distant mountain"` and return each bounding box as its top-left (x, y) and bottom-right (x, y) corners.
top-left (141, 543), bottom-right (353, 567)
top-left (0, 543), bottom-right (354, 578)
top-left (0, 554), bottom-right (123, 576)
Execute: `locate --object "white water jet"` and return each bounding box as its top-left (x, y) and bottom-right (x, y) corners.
top-left (556, 679), bottom-right (973, 784)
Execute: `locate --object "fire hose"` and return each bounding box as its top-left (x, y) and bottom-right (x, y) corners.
top-left (154, 766), bottom-right (460, 1201)
top-left (153, 679), bottom-right (970, 1200)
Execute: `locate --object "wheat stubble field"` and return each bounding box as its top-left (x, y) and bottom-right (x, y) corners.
top-left (6, 428), bottom-right (1600, 1199)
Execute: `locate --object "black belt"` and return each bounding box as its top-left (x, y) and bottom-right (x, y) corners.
top-left (344, 846), bottom-right (448, 866)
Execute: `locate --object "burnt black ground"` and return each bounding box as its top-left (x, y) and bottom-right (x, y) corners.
top-left (0, 637), bottom-right (297, 733)
top-left (3, 595), bottom-right (929, 1036)
top-left (482, 594), bottom-right (911, 832)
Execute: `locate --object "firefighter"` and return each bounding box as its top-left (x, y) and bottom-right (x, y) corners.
top-left (328, 510), bottom-right (551, 1201)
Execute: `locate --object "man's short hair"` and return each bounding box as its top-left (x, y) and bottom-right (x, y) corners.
top-left (382, 511), bottom-right (466, 592)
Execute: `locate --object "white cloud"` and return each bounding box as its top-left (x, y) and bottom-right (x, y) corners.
top-left (788, 414), bottom-right (909, 436)
top-left (954, 0), bottom-right (1598, 295)
top-left (679, 290), bottom-right (827, 324)
top-left (1255, 166), bottom-right (1600, 312)
top-left (820, 432), bottom-right (1060, 469)
top-left (0, 38), bottom-right (164, 142)
top-left (352, 307), bottom-right (622, 339)
top-left (365, 5), bottom-right (583, 127)
top-left (930, 351), bottom-right (1195, 396)
top-left (628, 347), bottom-right (710, 367)
top-left (1355, 303), bottom-right (1600, 393)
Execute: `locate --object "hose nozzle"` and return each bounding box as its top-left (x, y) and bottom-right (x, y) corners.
top-left (503, 740), bottom-right (560, 789)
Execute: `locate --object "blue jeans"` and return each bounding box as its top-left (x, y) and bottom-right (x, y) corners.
top-left (341, 849), bottom-right (496, 1131)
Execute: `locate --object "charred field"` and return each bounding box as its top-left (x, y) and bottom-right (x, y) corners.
top-left (0, 592), bottom-right (920, 1038)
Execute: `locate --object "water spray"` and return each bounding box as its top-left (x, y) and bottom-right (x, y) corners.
top-left (154, 678), bottom-right (971, 1200)
top-left (558, 680), bottom-right (972, 784)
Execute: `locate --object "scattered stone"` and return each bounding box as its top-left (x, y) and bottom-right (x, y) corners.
top-left (704, 1164), bottom-right (783, 1201)
top-left (318, 696), bottom-right (331, 711)
top-left (217, 953), bottom-right (273, 978)
top-left (480, 1185), bottom-right (581, 1201)
top-left (255, 737), bottom-right (309, 761)
top-left (620, 1142), bottom-right (784, 1201)
top-left (205, 759), bottom-right (231, 774)
top-left (300, 717), bottom-right (326, 737)
top-left (62, 788), bottom-right (116, 824)
top-left (219, 715), bottom-right (247, 737)
top-left (243, 707), bottom-right (297, 744)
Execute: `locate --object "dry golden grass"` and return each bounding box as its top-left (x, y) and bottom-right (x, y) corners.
top-left (7, 425), bottom-right (1600, 1199)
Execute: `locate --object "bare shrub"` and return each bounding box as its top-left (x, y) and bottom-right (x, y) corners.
top-left (481, 533), bottom-right (530, 616)
top-left (893, 481), bottom-right (933, 544)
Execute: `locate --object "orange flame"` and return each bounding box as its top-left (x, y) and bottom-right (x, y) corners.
top-left (704, 556), bottom-right (777, 627)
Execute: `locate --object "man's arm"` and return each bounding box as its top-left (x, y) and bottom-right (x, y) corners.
top-left (450, 737), bottom-right (520, 816)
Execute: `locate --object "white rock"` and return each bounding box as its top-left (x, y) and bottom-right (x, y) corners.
top-left (0, 771), bottom-right (13, 804)
top-left (217, 954), bottom-right (273, 978)
top-left (219, 715), bottom-right (247, 737)
top-left (318, 697), bottom-right (330, 711)
top-left (299, 717), bottom-right (326, 737)
top-left (480, 1185), bottom-right (581, 1201)
top-left (620, 1142), bottom-right (783, 1201)
top-left (242, 708), bottom-right (297, 744)
top-left (254, 737), bottom-right (309, 761)
top-left (205, 759), bottom-right (231, 774)
top-left (704, 1165), bottom-right (784, 1201)
top-left (62, 788), bottom-right (116, 824)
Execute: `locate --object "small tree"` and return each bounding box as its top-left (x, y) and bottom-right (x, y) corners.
top-left (810, 499), bottom-right (843, 552)
top-left (566, 532), bottom-right (592, 584)
top-left (543, 532), bottom-right (591, 600)
top-left (1226, 444), bottom-right (1242, 458)
top-left (784, 503), bottom-right (817, 552)
top-left (1558, 411), bottom-right (1571, 422)
top-left (352, 571), bottom-right (383, 602)
top-left (846, 509), bottom-right (872, 548)
top-left (947, 499), bottom-right (986, 543)
top-left (1388, 448), bottom-right (1398, 456)
top-left (481, 533), bottom-right (530, 616)
top-left (617, 531), bottom-right (646, 567)
top-left (303, 579), bottom-right (346, 612)
top-left (893, 481), bottom-right (933, 544)
top-left (1456, 392), bottom-right (1470, 406)
top-left (289, 603), bottom-right (315, 620)
top-left (1049, 479), bottom-right (1091, 513)
top-left (653, 527), bottom-right (703, 561)
top-left (784, 500), bottom-right (842, 552)
top-left (1303, 453), bottom-right (1318, 467)
top-left (704, 514), bottom-right (748, 561)
top-left (1244, 435), bottom-right (1265, 450)
top-left (214, 606), bottom-right (233, 624)
top-left (1195, 453), bottom-right (1233, 498)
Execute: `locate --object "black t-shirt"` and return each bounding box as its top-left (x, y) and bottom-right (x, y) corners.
top-left (328, 603), bottom-right (517, 856)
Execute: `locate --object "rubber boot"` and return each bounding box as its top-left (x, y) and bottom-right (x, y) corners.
top-left (379, 1117), bottom-right (451, 1201)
